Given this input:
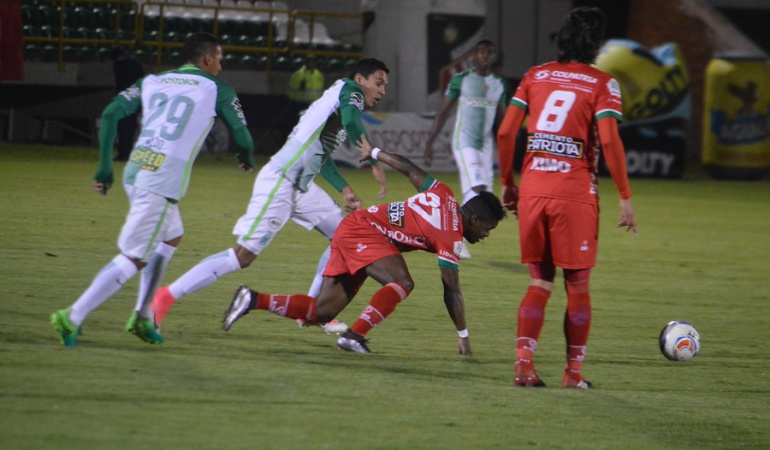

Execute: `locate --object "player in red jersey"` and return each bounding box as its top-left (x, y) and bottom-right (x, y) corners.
top-left (497, 7), bottom-right (637, 388)
top-left (221, 134), bottom-right (505, 355)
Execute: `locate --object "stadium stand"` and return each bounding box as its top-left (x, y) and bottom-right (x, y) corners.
top-left (21, 0), bottom-right (363, 70)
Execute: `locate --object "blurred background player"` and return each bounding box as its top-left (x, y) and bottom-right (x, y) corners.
top-left (284, 53), bottom-right (324, 137)
top-left (497, 7), bottom-right (637, 388)
top-left (424, 39), bottom-right (508, 258)
top-left (110, 46), bottom-right (145, 162)
top-left (221, 134), bottom-right (505, 356)
top-left (51, 33), bottom-right (255, 346)
top-left (151, 59), bottom-right (390, 331)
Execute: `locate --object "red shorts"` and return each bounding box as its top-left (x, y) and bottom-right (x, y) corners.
top-left (324, 213), bottom-right (401, 277)
top-left (518, 196), bottom-right (598, 269)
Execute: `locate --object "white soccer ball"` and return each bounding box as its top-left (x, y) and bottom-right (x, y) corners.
top-left (659, 321), bottom-right (701, 362)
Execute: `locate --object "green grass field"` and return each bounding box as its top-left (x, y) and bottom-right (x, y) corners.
top-left (1, 144), bottom-right (769, 449)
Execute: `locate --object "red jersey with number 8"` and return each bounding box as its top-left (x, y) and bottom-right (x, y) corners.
top-left (510, 61), bottom-right (623, 204)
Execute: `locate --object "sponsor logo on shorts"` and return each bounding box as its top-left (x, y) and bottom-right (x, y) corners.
top-left (131, 147), bottom-right (165, 172)
top-left (258, 231), bottom-right (273, 246)
top-left (357, 243), bottom-right (368, 253)
top-left (387, 202), bottom-right (405, 227)
top-left (580, 240), bottom-right (589, 251)
top-left (268, 218), bottom-right (283, 229)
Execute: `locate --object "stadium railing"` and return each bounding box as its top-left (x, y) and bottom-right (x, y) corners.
top-left (21, 0), bottom-right (364, 73)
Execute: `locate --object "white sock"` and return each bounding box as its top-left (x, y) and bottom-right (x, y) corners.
top-left (70, 254), bottom-right (139, 325)
top-left (169, 248), bottom-right (241, 298)
top-left (307, 245), bottom-right (331, 297)
top-left (462, 190), bottom-right (479, 206)
top-left (135, 242), bottom-right (177, 317)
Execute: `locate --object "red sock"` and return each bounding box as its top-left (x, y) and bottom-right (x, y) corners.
top-left (256, 293), bottom-right (317, 322)
top-left (516, 285), bottom-right (551, 364)
top-left (350, 283), bottom-right (409, 337)
top-left (564, 278), bottom-right (591, 375)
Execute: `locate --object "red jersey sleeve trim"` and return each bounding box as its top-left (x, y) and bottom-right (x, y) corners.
top-left (596, 109), bottom-right (623, 122)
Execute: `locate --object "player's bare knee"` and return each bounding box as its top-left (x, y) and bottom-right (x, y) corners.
top-left (234, 245), bottom-right (257, 268)
top-left (165, 235), bottom-right (183, 247)
top-left (395, 279), bottom-right (414, 294)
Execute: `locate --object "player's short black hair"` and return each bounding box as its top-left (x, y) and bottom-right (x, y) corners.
top-left (555, 6), bottom-right (607, 64)
top-left (349, 58), bottom-right (390, 80)
top-left (184, 32), bottom-right (220, 64)
top-left (462, 191), bottom-right (506, 224)
top-left (475, 39), bottom-right (495, 50)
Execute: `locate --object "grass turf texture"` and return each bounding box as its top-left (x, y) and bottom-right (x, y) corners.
top-left (1, 144), bottom-right (769, 449)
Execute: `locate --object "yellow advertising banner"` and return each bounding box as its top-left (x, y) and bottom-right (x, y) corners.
top-left (702, 56), bottom-right (770, 180)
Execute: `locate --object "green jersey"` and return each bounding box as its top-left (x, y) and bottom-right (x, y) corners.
top-left (97, 64), bottom-right (252, 201)
top-left (269, 78), bottom-right (370, 192)
top-left (446, 70), bottom-right (507, 150)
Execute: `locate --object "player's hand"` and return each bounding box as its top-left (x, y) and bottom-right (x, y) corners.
top-left (93, 180), bottom-right (112, 195)
top-left (355, 133), bottom-right (373, 161)
top-left (423, 145), bottom-right (434, 167)
top-left (618, 198), bottom-right (637, 236)
top-left (371, 163), bottom-right (387, 199)
top-left (501, 185), bottom-right (519, 217)
top-left (237, 153), bottom-right (256, 172)
top-left (342, 186), bottom-right (362, 212)
top-left (457, 337), bottom-right (472, 356)
top-left (239, 162), bottom-right (256, 173)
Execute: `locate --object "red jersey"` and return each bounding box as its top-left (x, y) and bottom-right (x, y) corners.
top-left (358, 177), bottom-right (464, 269)
top-left (510, 61), bottom-right (623, 204)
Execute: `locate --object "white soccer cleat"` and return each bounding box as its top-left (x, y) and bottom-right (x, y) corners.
top-left (321, 320), bottom-right (348, 335)
top-left (336, 330), bottom-right (371, 353)
top-left (222, 284), bottom-right (255, 331)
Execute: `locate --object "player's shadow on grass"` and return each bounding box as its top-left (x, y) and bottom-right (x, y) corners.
top-left (485, 260), bottom-right (529, 273)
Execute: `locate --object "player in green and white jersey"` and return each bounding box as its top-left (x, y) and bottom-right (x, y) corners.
top-left (51, 33), bottom-right (255, 346)
top-left (151, 59), bottom-right (390, 333)
top-left (425, 39), bottom-right (508, 206)
top-left (424, 39), bottom-right (508, 259)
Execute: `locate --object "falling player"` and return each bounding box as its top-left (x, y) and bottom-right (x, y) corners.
top-left (221, 134), bottom-right (505, 355)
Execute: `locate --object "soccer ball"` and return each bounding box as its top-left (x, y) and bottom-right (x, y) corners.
top-left (659, 321), bottom-right (700, 362)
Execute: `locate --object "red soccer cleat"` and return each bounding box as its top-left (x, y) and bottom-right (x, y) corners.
top-left (514, 361), bottom-right (546, 388)
top-left (562, 370), bottom-right (593, 389)
top-left (151, 286), bottom-right (176, 326)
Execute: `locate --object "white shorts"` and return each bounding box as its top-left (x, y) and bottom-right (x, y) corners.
top-left (233, 164), bottom-right (344, 255)
top-left (118, 185), bottom-right (184, 261)
top-left (452, 145), bottom-right (495, 203)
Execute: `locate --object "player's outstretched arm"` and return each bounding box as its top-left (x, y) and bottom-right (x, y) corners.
top-left (424, 97), bottom-right (456, 166)
top-left (598, 117), bottom-right (637, 236)
top-left (439, 266), bottom-right (471, 356)
top-left (355, 134), bottom-right (428, 191)
top-left (370, 163), bottom-right (387, 199)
